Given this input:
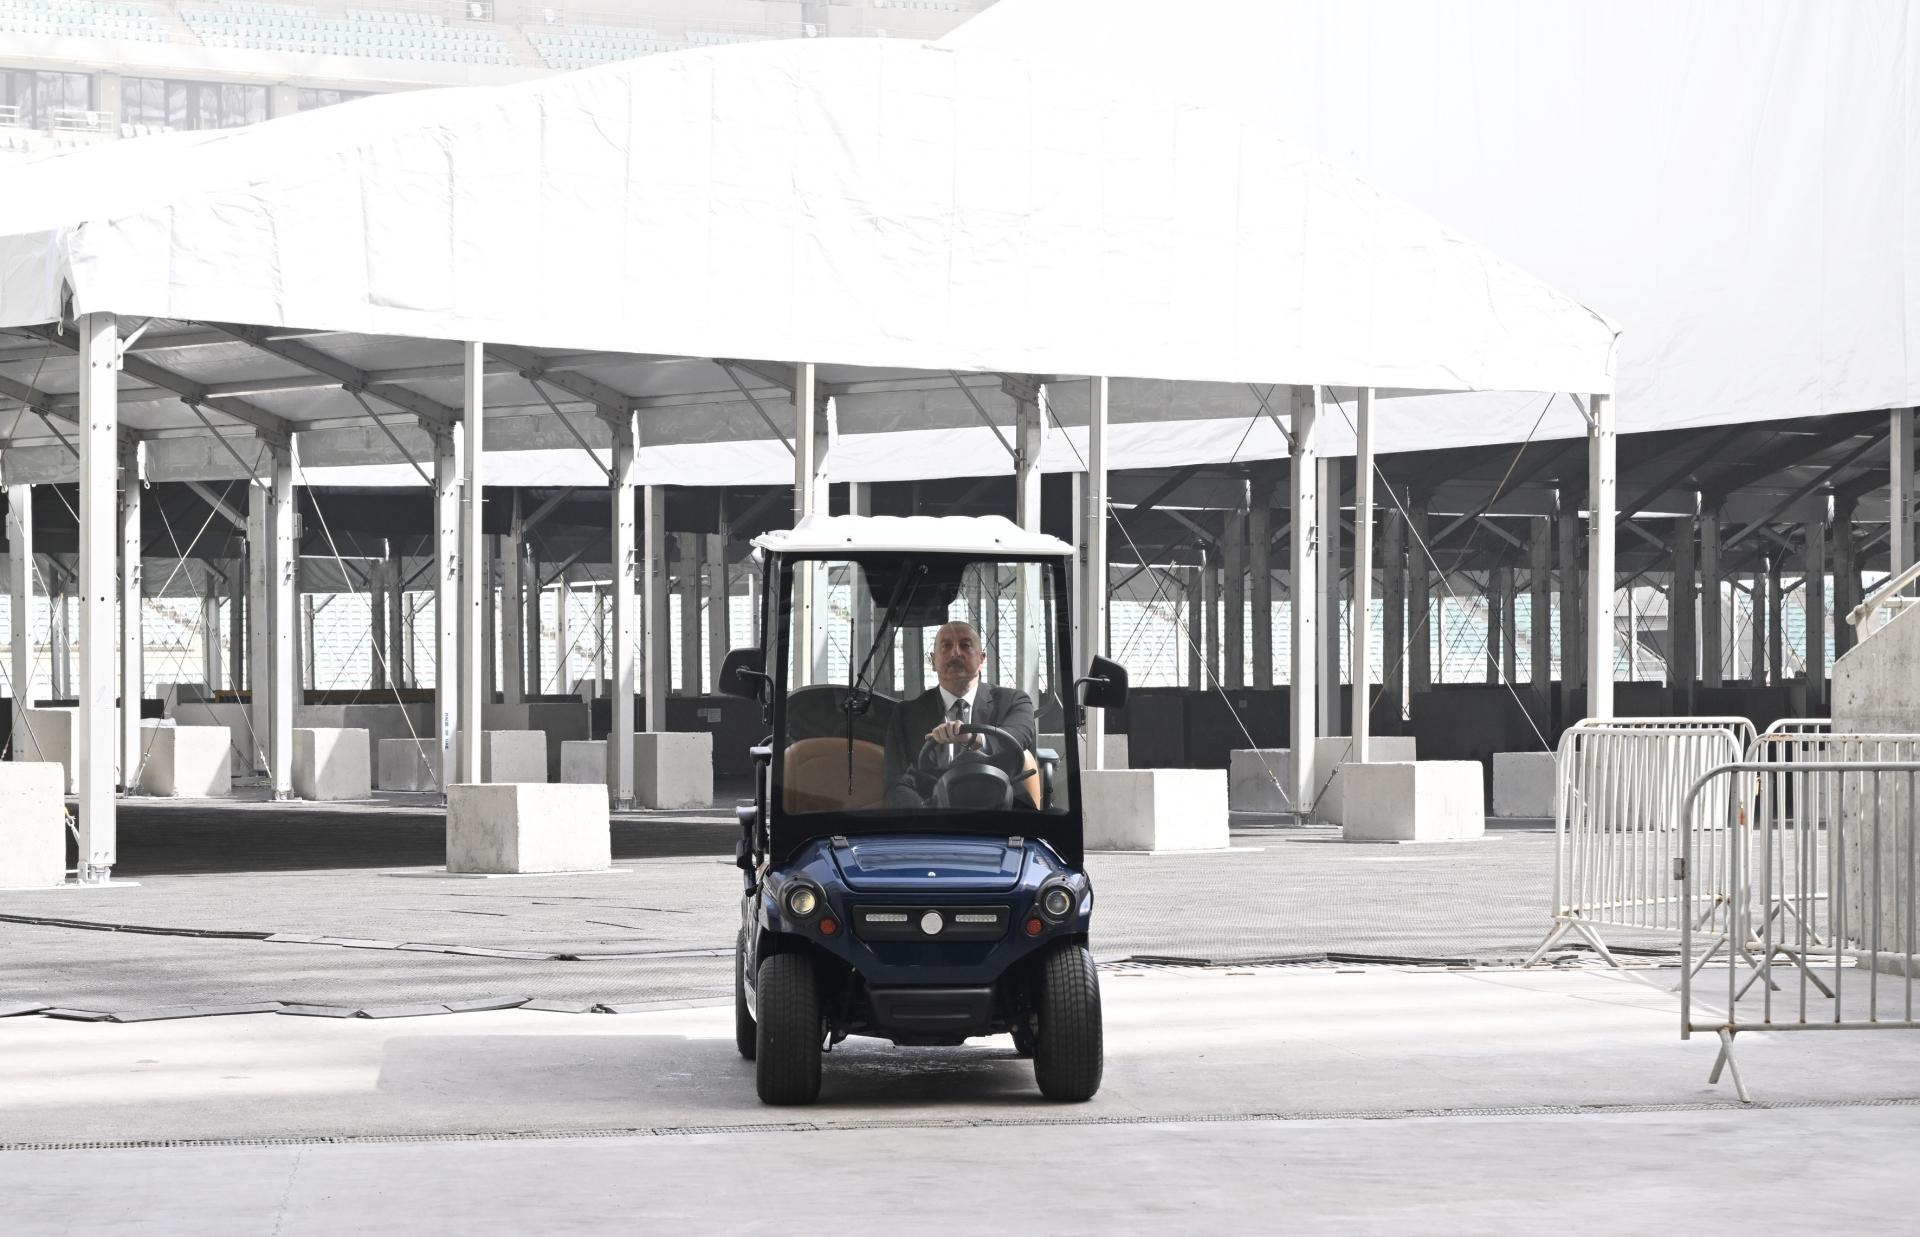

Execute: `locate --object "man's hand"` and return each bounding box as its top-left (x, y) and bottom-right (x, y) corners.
top-left (927, 720), bottom-right (979, 747)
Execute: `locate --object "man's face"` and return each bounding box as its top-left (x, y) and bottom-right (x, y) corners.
top-left (930, 622), bottom-right (985, 695)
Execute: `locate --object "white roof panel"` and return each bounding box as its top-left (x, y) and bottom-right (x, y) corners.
top-left (0, 37), bottom-right (1614, 398)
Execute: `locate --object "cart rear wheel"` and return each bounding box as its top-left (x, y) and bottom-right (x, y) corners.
top-left (1032, 943), bottom-right (1103, 1102)
top-left (734, 930), bottom-right (756, 1060)
top-left (754, 952), bottom-right (821, 1105)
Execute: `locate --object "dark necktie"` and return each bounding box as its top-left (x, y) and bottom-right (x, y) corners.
top-left (947, 698), bottom-right (968, 763)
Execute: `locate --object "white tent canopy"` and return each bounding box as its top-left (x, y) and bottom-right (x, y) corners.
top-left (946, 0), bottom-right (1920, 440)
top-left (0, 34), bottom-right (1615, 486)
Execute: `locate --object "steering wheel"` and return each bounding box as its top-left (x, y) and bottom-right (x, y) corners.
top-left (913, 721), bottom-right (1027, 779)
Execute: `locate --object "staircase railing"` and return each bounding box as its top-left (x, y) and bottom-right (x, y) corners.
top-left (1847, 560), bottom-right (1920, 643)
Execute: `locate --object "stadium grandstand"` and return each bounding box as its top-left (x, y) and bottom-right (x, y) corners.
top-left (0, 0), bottom-right (992, 155)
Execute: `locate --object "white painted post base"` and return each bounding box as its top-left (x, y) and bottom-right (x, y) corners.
top-left (292, 728), bottom-right (373, 801)
top-left (446, 782), bottom-right (611, 874)
top-left (1492, 752), bottom-right (1557, 818)
top-left (135, 724), bottom-right (233, 797)
top-left (1341, 761), bottom-right (1486, 843)
top-left (0, 762), bottom-right (66, 887)
top-left (17, 707), bottom-right (77, 794)
top-left (1081, 768), bottom-right (1229, 851)
top-left (377, 739), bottom-right (441, 792)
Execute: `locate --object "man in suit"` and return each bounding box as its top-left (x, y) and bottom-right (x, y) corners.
top-left (883, 619), bottom-right (1037, 807)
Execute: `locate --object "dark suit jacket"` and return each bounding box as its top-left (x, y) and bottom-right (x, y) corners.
top-left (883, 682), bottom-right (1038, 807)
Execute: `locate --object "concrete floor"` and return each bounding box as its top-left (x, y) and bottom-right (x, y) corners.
top-left (6, 965), bottom-right (1919, 1234)
top-left (3, 799), bottom-right (1635, 1014)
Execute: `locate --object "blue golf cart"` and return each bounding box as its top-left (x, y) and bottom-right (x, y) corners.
top-left (719, 514), bottom-right (1127, 1105)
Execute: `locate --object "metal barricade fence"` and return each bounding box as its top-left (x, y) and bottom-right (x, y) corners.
top-left (1731, 734), bottom-right (1920, 989)
top-left (1525, 718), bottom-right (1754, 966)
top-left (1681, 759), bottom-right (1920, 1103)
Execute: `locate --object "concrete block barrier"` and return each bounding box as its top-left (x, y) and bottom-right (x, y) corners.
top-left (447, 782), bottom-right (611, 874)
top-left (377, 739), bottom-right (440, 792)
top-left (1493, 751), bottom-right (1557, 818)
top-left (0, 761), bottom-right (66, 887)
top-left (1081, 768), bottom-right (1229, 851)
top-left (293, 728), bottom-right (372, 801)
top-left (17, 707), bottom-right (77, 794)
top-left (1342, 761), bottom-right (1486, 843)
top-left (136, 724), bottom-right (232, 797)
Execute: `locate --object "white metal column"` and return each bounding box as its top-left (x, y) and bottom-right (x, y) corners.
top-left (1893, 408), bottom-right (1916, 579)
top-left (7, 483), bottom-right (33, 751)
top-left (1223, 499), bottom-right (1245, 690)
top-left (707, 530), bottom-right (730, 679)
top-left (1288, 385), bottom-right (1320, 813)
top-left (76, 313), bottom-right (118, 877)
top-left (792, 363), bottom-right (829, 685)
top-left (523, 541), bottom-right (541, 698)
top-left (1586, 392), bottom-right (1617, 719)
top-left (267, 441), bottom-right (295, 800)
top-left (679, 532), bottom-right (702, 697)
top-left (118, 438), bottom-right (142, 792)
top-left (1316, 456), bottom-right (1341, 737)
top-left (1249, 478), bottom-right (1273, 688)
top-left (502, 493), bottom-right (524, 706)
top-left (389, 539), bottom-right (408, 688)
top-left (1014, 383), bottom-right (1048, 702)
top-left (247, 482), bottom-right (270, 775)
top-left (642, 484), bottom-right (667, 731)
top-left (369, 553), bottom-right (389, 692)
top-left (1700, 509), bottom-right (1723, 688)
top-left (433, 427), bottom-right (461, 790)
top-left (457, 342), bottom-right (484, 787)
top-left (1082, 376), bottom-right (1109, 770)
top-left (609, 413), bottom-right (639, 808)
top-left (1351, 388), bottom-right (1374, 763)
top-left (202, 573), bottom-right (223, 695)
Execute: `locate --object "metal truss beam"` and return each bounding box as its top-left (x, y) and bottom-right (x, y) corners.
top-left (209, 322), bottom-right (458, 431)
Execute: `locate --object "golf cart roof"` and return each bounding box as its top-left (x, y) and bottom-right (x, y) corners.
top-left (754, 514), bottom-right (1073, 558)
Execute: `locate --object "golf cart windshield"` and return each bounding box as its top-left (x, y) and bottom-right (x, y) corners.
top-left (773, 553), bottom-right (1073, 825)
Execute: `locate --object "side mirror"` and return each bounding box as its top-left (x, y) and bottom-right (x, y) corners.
top-left (719, 647), bottom-right (770, 700)
top-left (1077, 655), bottom-right (1129, 710)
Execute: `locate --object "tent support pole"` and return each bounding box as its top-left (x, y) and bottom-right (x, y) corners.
top-left (1317, 456), bottom-right (1341, 737)
top-left (456, 342), bottom-right (485, 787)
top-left (502, 492), bottom-right (525, 706)
top-left (1249, 468), bottom-right (1275, 688)
top-left (433, 427), bottom-right (461, 793)
top-left (266, 438), bottom-right (295, 800)
top-left (1288, 385), bottom-right (1320, 813)
top-left (642, 486), bottom-right (667, 731)
top-left (118, 437), bottom-right (142, 792)
top-left (247, 482), bottom-right (270, 774)
top-left (76, 313), bottom-right (118, 878)
top-left (792, 363), bottom-right (828, 684)
top-left (1351, 388), bottom-right (1374, 763)
top-left (609, 413), bottom-right (639, 809)
top-left (7, 482), bottom-right (33, 748)
top-left (1586, 392), bottom-right (1617, 719)
top-left (1082, 376), bottom-right (1109, 771)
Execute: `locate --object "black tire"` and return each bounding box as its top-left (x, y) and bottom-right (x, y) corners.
top-left (734, 930), bottom-right (756, 1060)
top-left (1033, 943), bottom-right (1103, 1102)
top-left (754, 952), bottom-right (822, 1105)
top-left (1010, 1017), bottom-right (1037, 1058)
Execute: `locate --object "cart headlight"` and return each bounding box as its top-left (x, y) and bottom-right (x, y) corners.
top-left (1041, 885), bottom-right (1074, 921)
top-left (785, 885), bottom-right (819, 917)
